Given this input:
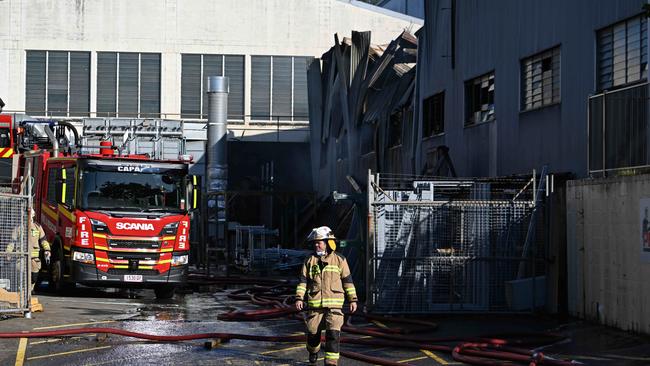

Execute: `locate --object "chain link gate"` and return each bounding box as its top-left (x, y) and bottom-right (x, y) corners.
top-left (367, 172), bottom-right (548, 313)
top-left (0, 193), bottom-right (31, 316)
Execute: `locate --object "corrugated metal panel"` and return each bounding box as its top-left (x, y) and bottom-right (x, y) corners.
top-left (69, 51), bottom-right (90, 117)
top-left (293, 57), bottom-right (311, 121)
top-left (251, 56), bottom-right (271, 120)
top-left (307, 58), bottom-right (324, 192)
top-left (272, 56), bottom-right (292, 121)
top-left (47, 51), bottom-right (68, 116)
top-left (140, 53), bottom-right (160, 117)
top-left (181, 54), bottom-right (201, 119)
top-left (202, 55), bottom-right (222, 118)
top-left (118, 53), bottom-right (139, 117)
top-left (97, 52), bottom-right (117, 117)
top-left (225, 55), bottom-right (244, 120)
top-left (25, 51), bottom-right (46, 115)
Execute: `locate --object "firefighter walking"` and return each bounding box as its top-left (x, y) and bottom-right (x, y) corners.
top-left (295, 226), bottom-right (357, 365)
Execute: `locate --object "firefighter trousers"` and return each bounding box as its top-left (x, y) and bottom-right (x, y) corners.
top-left (305, 308), bottom-right (343, 364)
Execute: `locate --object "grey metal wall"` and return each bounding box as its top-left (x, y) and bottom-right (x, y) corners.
top-left (415, 0), bottom-right (647, 178)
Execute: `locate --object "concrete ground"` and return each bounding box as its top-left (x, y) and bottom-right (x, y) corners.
top-left (1, 284), bottom-right (649, 366)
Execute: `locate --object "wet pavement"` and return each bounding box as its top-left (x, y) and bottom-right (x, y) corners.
top-left (1, 284), bottom-right (650, 366)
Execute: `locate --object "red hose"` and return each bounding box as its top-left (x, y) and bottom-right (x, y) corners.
top-left (1, 280), bottom-right (577, 366)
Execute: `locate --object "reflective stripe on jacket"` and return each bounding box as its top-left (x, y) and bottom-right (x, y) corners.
top-left (295, 252), bottom-right (357, 309)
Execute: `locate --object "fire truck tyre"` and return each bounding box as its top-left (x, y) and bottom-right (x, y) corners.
top-left (49, 244), bottom-right (73, 293)
top-left (154, 285), bottom-right (176, 299)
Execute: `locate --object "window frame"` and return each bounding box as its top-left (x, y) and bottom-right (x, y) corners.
top-left (464, 71), bottom-right (496, 127)
top-left (25, 50), bottom-right (91, 117)
top-left (180, 53), bottom-right (245, 120)
top-left (422, 91), bottom-right (445, 138)
top-left (596, 14), bottom-right (648, 91)
top-left (520, 46), bottom-right (561, 112)
top-left (250, 55), bottom-right (313, 123)
top-left (96, 52), bottom-right (161, 118)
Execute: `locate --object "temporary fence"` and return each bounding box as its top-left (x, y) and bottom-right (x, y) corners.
top-left (367, 171), bottom-right (548, 313)
top-left (0, 193), bottom-right (31, 316)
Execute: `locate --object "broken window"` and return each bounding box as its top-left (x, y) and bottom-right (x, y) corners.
top-left (597, 14), bottom-right (647, 91)
top-left (521, 47), bottom-right (560, 111)
top-left (388, 109), bottom-right (403, 147)
top-left (423, 92), bottom-right (444, 137)
top-left (464, 72), bottom-right (495, 126)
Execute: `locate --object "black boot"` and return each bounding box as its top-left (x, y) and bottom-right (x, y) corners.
top-left (309, 352), bottom-right (318, 364)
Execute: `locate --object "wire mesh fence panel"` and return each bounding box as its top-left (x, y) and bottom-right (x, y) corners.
top-left (0, 193), bottom-right (30, 314)
top-left (368, 173), bottom-right (547, 314)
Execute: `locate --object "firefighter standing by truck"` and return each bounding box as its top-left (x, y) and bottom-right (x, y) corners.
top-left (8, 207), bottom-right (51, 293)
top-left (25, 208), bottom-right (50, 292)
top-left (295, 226), bottom-right (358, 365)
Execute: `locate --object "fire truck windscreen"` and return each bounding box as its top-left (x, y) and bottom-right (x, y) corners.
top-left (79, 167), bottom-right (186, 213)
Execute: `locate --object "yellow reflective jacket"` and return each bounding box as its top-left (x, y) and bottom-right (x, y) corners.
top-left (295, 252), bottom-right (357, 309)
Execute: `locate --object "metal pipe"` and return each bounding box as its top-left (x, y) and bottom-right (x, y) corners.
top-left (43, 125), bottom-right (58, 157)
top-left (206, 76), bottom-right (229, 193)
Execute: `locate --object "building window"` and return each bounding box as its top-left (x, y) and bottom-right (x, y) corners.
top-left (465, 72), bottom-right (495, 126)
top-left (251, 56), bottom-right (312, 122)
top-left (521, 47), bottom-right (560, 111)
top-left (180, 54), bottom-right (244, 120)
top-left (388, 109), bottom-right (403, 147)
top-left (25, 51), bottom-right (90, 117)
top-left (422, 92), bottom-right (444, 137)
top-left (597, 15), bottom-right (647, 91)
top-left (96, 52), bottom-right (160, 118)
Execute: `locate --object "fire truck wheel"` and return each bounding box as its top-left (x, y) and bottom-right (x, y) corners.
top-left (49, 244), bottom-right (73, 293)
top-left (49, 257), bottom-right (64, 291)
top-left (154, 285), bottom-right (176, 299)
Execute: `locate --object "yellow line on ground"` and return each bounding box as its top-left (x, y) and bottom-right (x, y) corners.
top-left (421, 349), bottom-right (449, 365)
top-left (26, 346), bottom-right (112, 361)
top-left (398, 355), bottom-right (428, 363)
top-left (33, 320), bottom-right (116, 330)
top-left (261, 345), bottom-right (304, 355)
top-left (14, 338), bottom-right (27, 366)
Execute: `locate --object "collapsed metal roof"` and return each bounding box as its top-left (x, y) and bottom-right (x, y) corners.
top-left (307, 30), bottom-right (418, 191)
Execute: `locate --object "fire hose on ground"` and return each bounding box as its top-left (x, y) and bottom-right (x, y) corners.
top-left (0, 278), bottom-right (579, 366)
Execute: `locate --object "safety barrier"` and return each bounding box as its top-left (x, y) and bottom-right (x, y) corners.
top-left (0, 193), bottom-right (31, 316)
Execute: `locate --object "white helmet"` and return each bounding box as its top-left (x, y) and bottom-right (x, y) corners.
top-left (307, 226), bottom-right (337, 252)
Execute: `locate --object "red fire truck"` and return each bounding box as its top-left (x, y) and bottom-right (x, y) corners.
top-left (13, 118), bottom-right (196, 299)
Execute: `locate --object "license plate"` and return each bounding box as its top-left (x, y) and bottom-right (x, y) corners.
top-left (124, 275), bottom-right (143, 282)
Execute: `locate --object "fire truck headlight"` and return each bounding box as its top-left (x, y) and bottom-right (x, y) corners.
top-left (72, 251), bottom-right (95, 264)
top-left (171, 254), bottom-right (188, 266)
top-left (90, 219), bottom-right (109, 233)
top-left (161, 222), bottom-right (179, 235)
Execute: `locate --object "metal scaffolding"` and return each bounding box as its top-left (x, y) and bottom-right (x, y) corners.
top-left (367, 171), bottom-right (548, 313)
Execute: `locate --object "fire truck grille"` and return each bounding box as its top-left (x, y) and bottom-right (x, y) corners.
top-left (108, 240), bottom-right (161, 250)
top-left (107, 252), bottom-right (160, 261)
top-left (107, 269), bottom-right (159, 276)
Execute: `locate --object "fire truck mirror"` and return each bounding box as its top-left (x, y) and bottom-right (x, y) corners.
top-left (187, 175), bottom-right (200, 211)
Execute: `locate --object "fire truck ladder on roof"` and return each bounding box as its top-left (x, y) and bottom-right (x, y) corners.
top-left (80, 118), bottom-right (186, 160)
